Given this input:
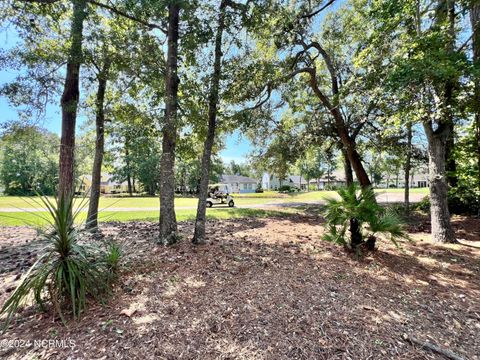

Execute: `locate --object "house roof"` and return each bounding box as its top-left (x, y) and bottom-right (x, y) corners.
top-left (220, 175), bottom-right (258, 184)
top-left (288, 175), bottom-right (308, 185)
top-left (80, 174), bottom-right (127, 186)
top-left (309, 169), bottom-right (348, 183)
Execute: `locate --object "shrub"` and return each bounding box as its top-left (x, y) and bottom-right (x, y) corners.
top-left (448, 185), bottom-right (480, 215)
top-left (278, 185), bottom-right (292, 193)
top-left (322, 185), bottom-right (409, 252)
top-left (324, 184), bottom-right (340, 191)
top-left (414, 195), bottom-right (431, 213)
top-left (413, 186), bottom-right (480, 215)
top-left (0, 194), bottom-right (121, 330)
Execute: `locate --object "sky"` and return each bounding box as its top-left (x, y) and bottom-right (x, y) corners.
top-left (0, 1), bottom-right (347, 165)
top-left (0, 27), bottom-right (253, 164)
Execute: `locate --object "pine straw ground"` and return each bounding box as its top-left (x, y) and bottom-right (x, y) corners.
top-left (0, 210), bottom-right (479, 360)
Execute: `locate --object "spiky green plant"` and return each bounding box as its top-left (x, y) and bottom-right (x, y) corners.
top-left (1, 193), bottom-right (120, 330)
top-left (322, 185), bottom-right (409, 251)
top-left (103, 242), bottom-right (122, 284)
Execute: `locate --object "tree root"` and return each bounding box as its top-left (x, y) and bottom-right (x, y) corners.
top-left (403, 334), bottom-right (465, 360)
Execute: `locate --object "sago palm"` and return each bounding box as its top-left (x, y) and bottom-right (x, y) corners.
top-left (323, 185), bottom-right (409, 252)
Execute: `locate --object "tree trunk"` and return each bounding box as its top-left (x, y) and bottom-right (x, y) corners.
top-left (349, 217), bottom-right (362, 250)
top-left (58, 0), bottom-right (87, 199)
top-left (86, 62), bottom-right (110, 230)
top-left (424, 123), bottom-right (456, 243)
top-left (471, 2), bottom-right (480, 193)
top-left (327, 166), bottom-right (331, 189)
top-left (159, 3), bottom-right (180, 245)
top-left (342, 148), bottom-right (354, 186)
top-left (420, 0), bottom-right (456, 243)
top-left (445, 123), bottom-right (457, 187)
top-left (404, 122), bottom-right (412, 213)
top-left (192, 1), bottom-right (227, 245)
top-left (444, 0), bottom-right (457, 189)
top-left (126, 175), bottom-right (132, 195)
top-left (335, 118), bottom-right (371, 188)
top-left (125, 145), bottom-right (133, 196)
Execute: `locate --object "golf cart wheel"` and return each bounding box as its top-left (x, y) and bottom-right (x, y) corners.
top-left (228, 200), bottom-right (234, 207)
top-left (206, 201), bottom-right (213, 208)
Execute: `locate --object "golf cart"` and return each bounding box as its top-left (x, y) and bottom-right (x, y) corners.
top-left (206, 183), bottom-right (235, 208)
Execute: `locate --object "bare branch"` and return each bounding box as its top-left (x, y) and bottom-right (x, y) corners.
top-left (300, 0), bottom-right (336, 20)
top-left (87, 0), bottom-right (167, 34)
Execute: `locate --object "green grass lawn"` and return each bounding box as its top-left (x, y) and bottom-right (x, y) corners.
top-left (0, 207), bottom-right (298, 226)
top-left (0, 188), bottom-right (429, 211)
top-left (373, 188), bottom-right (429, 194)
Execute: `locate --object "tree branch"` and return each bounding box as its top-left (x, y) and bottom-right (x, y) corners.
top-left (403, 334), bottom-right (465, 360)
top-left (87, 0), bottom-right (167, 34)
top-left (300, 0), bottom-right (337, 19)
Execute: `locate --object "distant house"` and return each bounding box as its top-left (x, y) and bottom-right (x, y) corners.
top-left (308, 167), bottom-right (429, 189)
top-left (219, 174), bottom-right (258, 194)
top-left (78, 174), bottom-right (129, 194)
top-left (262, 173), bottom-right (308, 191)
top-left (378, 168), bottom-right (429, 188)
top-left (309, 169), bottom-right (347, 190)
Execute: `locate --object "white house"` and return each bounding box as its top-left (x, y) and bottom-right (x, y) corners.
top-left (309, 169), bottom-right (348, 190)
top-left (78, 174), bottom-right (129, 194)
top-left (262, 173), bottom-right (308, 191)
top-left (308, 167), bottom-right (429, 189)
top-left (378, 168), bottom-right (429, 188)
top-left (219, 175), bottom-right (258, 194)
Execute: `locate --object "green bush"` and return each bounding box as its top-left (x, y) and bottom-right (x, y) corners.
top-left (322, 185), bottom-right (409, 252)
top-left (448, 185), bottom-right (480, 215)
top-left (414, 195), bottom-right (431, 213)
top-left (0, 194), bottom-right (121, 330)
top-left (278, 185), bottom-right (292, 192)
top-left (413, 186), bottom-right (480, 215)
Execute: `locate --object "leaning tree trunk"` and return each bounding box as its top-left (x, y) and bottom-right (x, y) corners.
top-left (58, 0), bottom-right (87, 200)
top-left (341, 147), bottom-right (354, 186)
top-left (304, 46), bottom-right (372, 189)
top-left (159, 4), bottom-right (180, 245)
top-left (86, 62), bottom-right (110, 230)
top-left (193, 0), bottom-right (227, 245)
top-left (424, 123), bottom-right (456, 243)
top-left (404, 122), bottom-right (412, 213)
top-left (333, 114), bottom-right (371, 188)
top-left (343, 139), bottom-right (371, 188)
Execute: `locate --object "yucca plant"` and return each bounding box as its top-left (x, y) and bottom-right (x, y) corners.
top-left (1, 193), bottom-right (120, 330)
top-left (322, 185), bottom-right (409, 252)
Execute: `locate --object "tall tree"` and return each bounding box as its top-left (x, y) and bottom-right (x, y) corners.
top-left (422, 0), bottom-right (457, 242)
top-left (471, 1), bottom-right (480, 193)
top-left (58, 0), bottom-right (88, 199)
top-left (193, 0), bottom-right (228, 245)
top-left (86, 59), bottom-right (110, 229)
top-left (404, 122), bottom-right (413, 213)
top-left (159, 3), bottom-right (180, 245)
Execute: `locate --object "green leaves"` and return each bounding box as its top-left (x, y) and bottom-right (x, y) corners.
top-left (322, 185), bottom-right (409, 250)
top-left (0, 194), bottom-right (121, 331)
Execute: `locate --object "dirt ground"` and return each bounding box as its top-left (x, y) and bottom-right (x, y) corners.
top-left (0, 211), bottom-right (479, 360)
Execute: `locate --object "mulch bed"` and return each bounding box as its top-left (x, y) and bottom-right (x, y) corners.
top-left (0, 213), bottom-right (479, 359)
